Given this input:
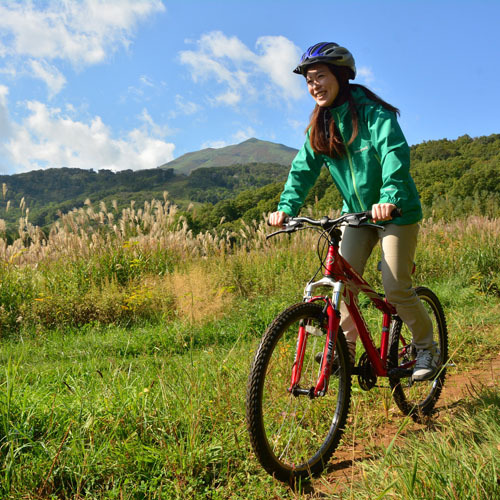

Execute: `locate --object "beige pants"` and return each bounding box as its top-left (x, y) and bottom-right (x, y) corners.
top-left (339, 223), bottom-right (433, 350)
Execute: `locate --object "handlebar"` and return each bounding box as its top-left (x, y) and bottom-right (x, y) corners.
top-left (266, 208), bottom-right (402, 240)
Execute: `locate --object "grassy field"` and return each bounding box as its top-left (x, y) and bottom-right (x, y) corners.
top-left (0, 203), bottom-right (499, 498)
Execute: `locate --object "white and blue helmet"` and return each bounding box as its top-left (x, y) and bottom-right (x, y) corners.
top-left (294, 42), bottom-right (356, 79)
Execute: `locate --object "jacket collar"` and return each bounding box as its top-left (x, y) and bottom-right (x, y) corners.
top-left (327, 98), bottom-right (350, 118)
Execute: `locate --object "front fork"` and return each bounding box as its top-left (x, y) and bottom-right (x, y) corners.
top-left (289, 281), bottom-right (344, 398)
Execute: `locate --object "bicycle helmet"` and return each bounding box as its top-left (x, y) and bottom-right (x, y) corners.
top-left (293, 42), bottom-right (356, 79)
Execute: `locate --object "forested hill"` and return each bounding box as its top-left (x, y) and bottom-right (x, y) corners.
top-left (0, 162), bottom-right (291, 230)
top-left (0, 133), bottom-right (498, 236)
top-left (158, 137), bottom-right (298, 174)
top-left (410, 134), bottom-right (499, 206)
top-left (181, 133), bottom-right (499, 234)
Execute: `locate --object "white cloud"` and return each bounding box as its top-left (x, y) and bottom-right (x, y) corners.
top-left (139, 75), bottom-right (155, 87)
top-left (233, 127), bottom-right (255, 143)
top-left (0, 65), bottom-right (17, 78)
top-left (357, 66), bottom-right (375, 84)
top-left (167, 95), bottom-right (200, 119)
top-left (179, 31), bottom-right (303, 107)
top-left (0, 86), bottom-right (8, 104)
top-left (0, 0), bottom-right (165, 97)
top-left (0, 0), bottom-right (165, 66)
top-left (201, 31), bottom-right (255, 62)
top-left (201, 140), bottom-right (227, 149)
top-left (200, 126), bottom-right (256, 151)
top-left (29, 60), bottom-right (66, 98)
top-left (212, 91), bottom-right (241, 107)
top-left (174, 95), bottom-right (199, 116)
top-left (180, 47), bottom-right (248, 103)
top-left (1, 95), bottom-right (174, 172)
top-left (121, 75), bottom-right (166, 105)
top-left (254, 36), bottom-right (303, 100)
top-left (139, 108), bottom-right (172, 137)
top-left (0, 85), bottom-right (12, 139)
top-left (287, 118), bottom-right (306, 131)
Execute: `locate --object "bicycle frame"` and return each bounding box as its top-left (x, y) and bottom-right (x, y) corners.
top-left (290, 232), bottom-right (401, 398)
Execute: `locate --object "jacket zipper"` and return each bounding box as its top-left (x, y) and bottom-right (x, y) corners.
top-left (334, 111), bottom-right (366, 211)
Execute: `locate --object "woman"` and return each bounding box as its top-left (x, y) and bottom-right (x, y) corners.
top-left (269, 42), bottom-right (439, 381)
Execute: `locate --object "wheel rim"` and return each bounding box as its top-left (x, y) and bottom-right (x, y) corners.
top-left (393, 291), bottom-right (447, 414)
top-left (260, 311), bottom-right (348, 472)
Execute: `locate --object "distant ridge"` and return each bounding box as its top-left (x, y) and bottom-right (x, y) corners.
top-left (159, 138), bottom-right (298, 174)
top-left (0, 133), bottom-right (497, 234)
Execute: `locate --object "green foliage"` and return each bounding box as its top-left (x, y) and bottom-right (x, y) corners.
top-left (0, 134), bottom-right (498, 497)
top-left (182, 133), bottom-right (500, 234)
top-left (410, 134), bottom-right (500, 218)
top-left (0, 268), bottom-right (498, 497)
top-left (0, 246), bottom-right (179, 334)
top-left (0, 265), bottom-right (37, 332)
top-left (182, 181), bottom-right (284, 233)
top-left (353, 385), bottom-right (500, 500)
top-left (0, 201), bottom-right (499, 497)
top-left (0, 163), bottom-right (289, 233)
top-left (1, 134), bottom-right (498, 236)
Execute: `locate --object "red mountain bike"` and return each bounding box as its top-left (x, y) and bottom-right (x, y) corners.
top-left (246, 211), bottom-right (448, 482)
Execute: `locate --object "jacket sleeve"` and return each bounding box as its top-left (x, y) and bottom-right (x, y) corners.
top-left (366, 106), bottom-right (413, 207)
top-left (277, 136), bottom-right (324, 216)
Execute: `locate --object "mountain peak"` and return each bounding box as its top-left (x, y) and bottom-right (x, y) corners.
top-left (159, 138), bottom-right (298, 175)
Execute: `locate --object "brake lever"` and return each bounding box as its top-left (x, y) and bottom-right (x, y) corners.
top-left (344, 214), bottom-right (369, 226)
top-left (266, 229), bottom-right (286, 240)
top-left (345, 212), bottom-right (394, 230)
top-left (266, 219), bottom-right (302, 239)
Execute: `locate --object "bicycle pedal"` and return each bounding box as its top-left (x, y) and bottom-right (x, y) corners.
top-left (388, 367), bottom-right (413, 378)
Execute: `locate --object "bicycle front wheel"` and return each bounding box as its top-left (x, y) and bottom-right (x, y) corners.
top-left (388, 286), bottom-right (448, 422)
top-left (246, 302), bottom-right (351, 482)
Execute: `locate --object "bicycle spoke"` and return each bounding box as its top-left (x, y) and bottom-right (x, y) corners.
top-left (246, 302), bottom-right (351, 481)
top-left (388, 287), bottom-right (448, 422)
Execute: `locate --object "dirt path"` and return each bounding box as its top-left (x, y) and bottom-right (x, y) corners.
top-left (308, 352), bottom-right (500, 497)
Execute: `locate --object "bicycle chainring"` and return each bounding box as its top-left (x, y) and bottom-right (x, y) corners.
top-left (357, 351), bottom-right (378, 390)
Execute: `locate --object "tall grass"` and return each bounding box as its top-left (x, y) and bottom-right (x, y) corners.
top-left (351, 383), bottom-right (500, 499)
top-left (0, 199), bottom-right (499, 497)
top-left (0, 322), bottom-right (293, 498)
top-left (0, 289), bottom-right (498, 498)
top-left (1, 198), bottom-right (499, 335)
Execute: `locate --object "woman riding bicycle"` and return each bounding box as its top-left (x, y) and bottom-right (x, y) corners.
top-left (268, 42), bottom-right (439, 381)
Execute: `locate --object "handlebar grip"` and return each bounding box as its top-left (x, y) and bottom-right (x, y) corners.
top-left (267, 215), bottom-right (290, 226)
top-left (365, 208), bottom-right (402, 219)
top-left (391, 207), bottom-right (402, 218)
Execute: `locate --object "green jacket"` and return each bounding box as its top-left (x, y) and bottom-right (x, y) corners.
top-left (277, 87), bottom-right (422, 225)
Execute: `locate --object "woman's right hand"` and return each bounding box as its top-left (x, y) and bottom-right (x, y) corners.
top-left (268, 211), bottom-right (288, 227)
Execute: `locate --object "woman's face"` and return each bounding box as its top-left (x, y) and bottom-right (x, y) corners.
top-left (306, 63), bottom-right (340, 107)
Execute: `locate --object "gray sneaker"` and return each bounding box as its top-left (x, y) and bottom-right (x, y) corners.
top-left (412, 344), bottom-right (440, 381)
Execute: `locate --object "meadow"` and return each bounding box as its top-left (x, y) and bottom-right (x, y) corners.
top-left (0, 198), bottom-right (499, 498)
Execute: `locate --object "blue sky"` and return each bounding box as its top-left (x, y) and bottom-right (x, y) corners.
top-left (0, 0), bottom-right (498, 174)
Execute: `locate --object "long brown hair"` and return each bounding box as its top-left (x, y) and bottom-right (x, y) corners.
top-left (307, 78), bottom-right (400, 158)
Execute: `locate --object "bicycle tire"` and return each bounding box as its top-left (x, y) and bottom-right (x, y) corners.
top-left (388, 286), bottom-right (448, 422)
top-left (246, 302), bottom-right (351, 482)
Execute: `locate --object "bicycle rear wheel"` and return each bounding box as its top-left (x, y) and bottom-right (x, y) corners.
top-left (388, 286), bottom-right (448, 422)
top-left (246, 302), bottom-right (351, 483)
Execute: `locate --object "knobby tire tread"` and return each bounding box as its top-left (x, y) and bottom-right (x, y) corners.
top-left (388, 287), bottom-right (448, 422)
top-left (246, 302), bottom-right (351, 483)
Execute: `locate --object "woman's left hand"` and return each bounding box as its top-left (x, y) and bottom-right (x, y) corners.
top-left (371, 203), bottom-right (397, 222)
